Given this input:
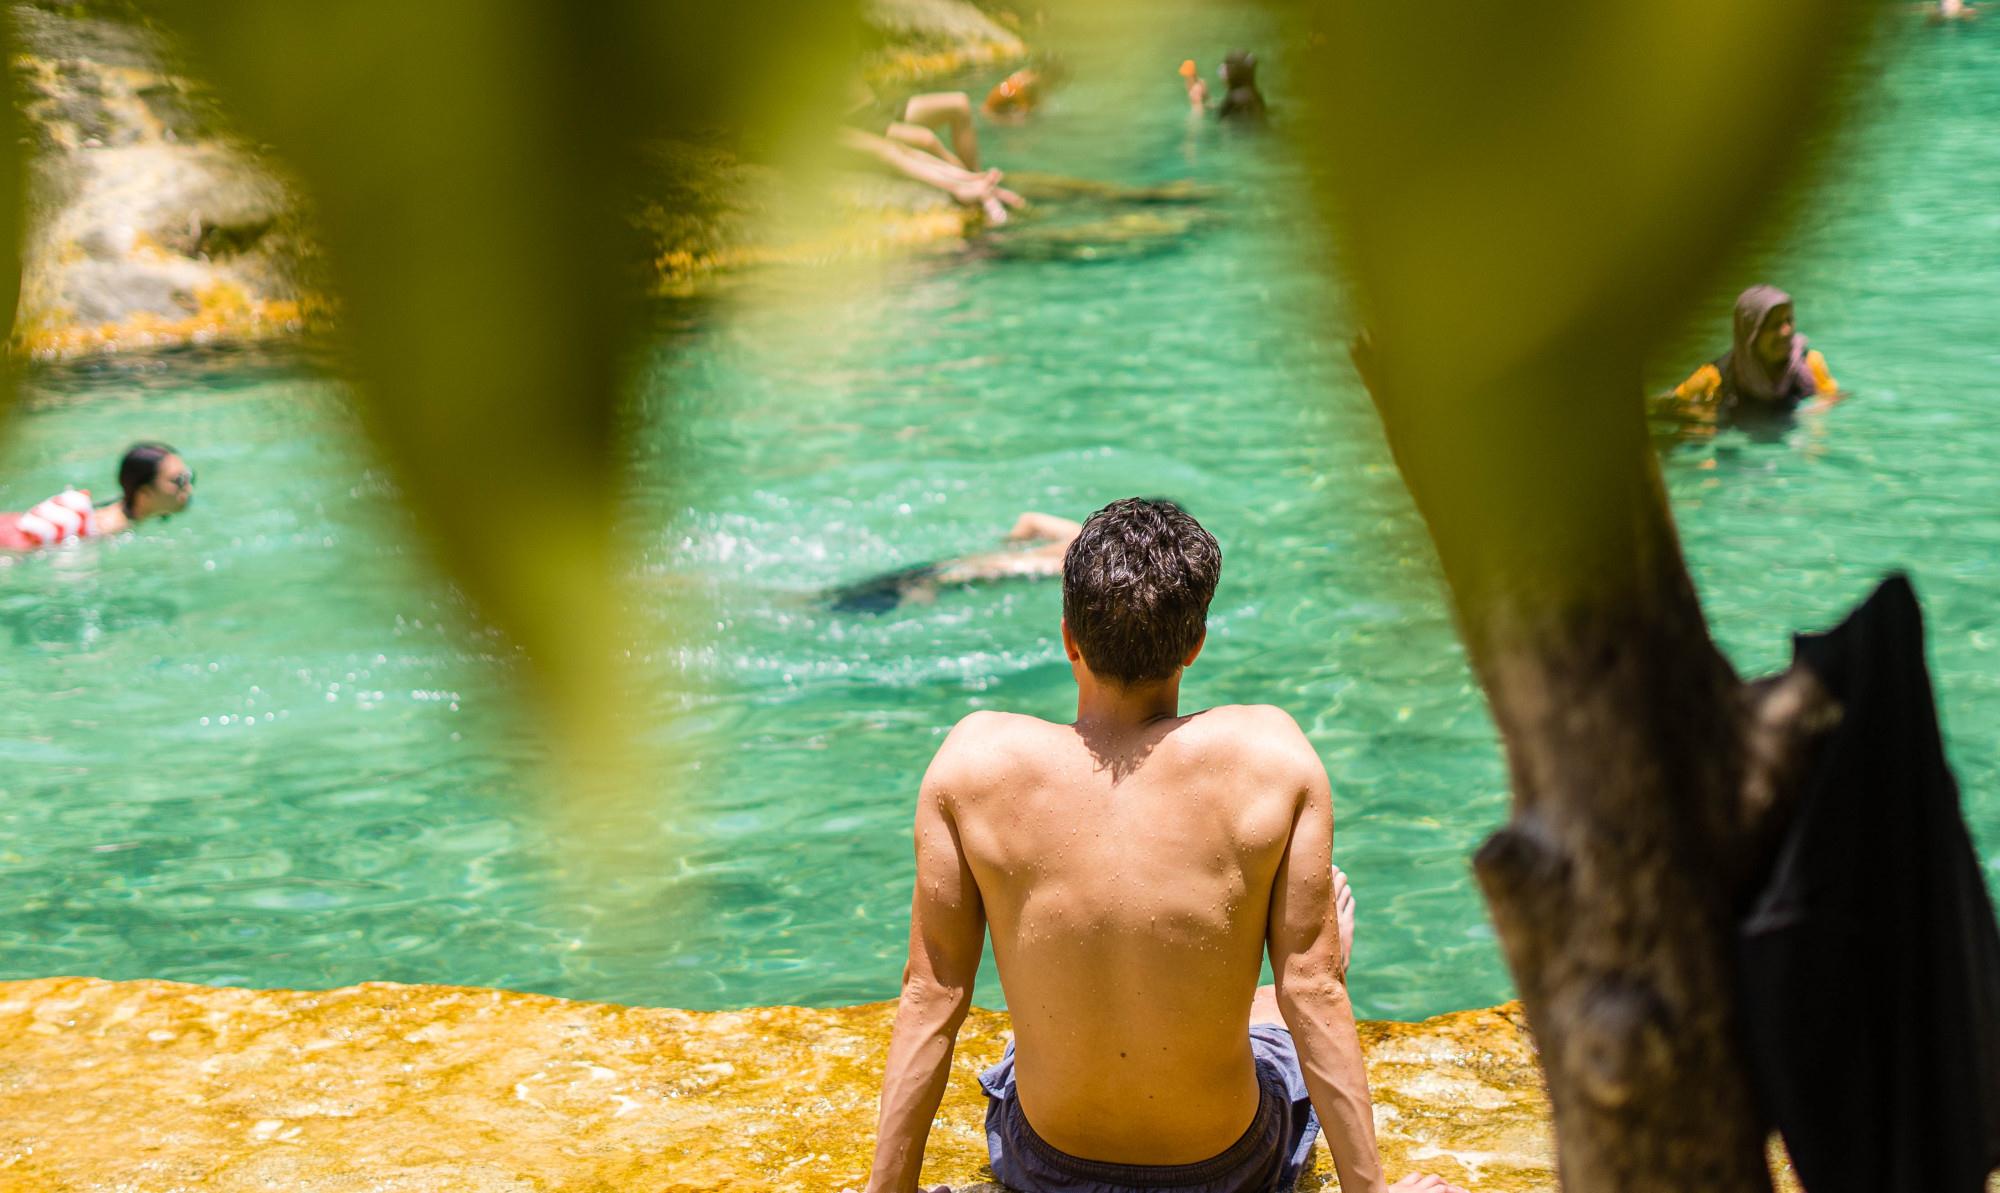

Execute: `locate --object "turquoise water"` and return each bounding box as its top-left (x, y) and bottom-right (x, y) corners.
top-left (3, 9), bottom-right (1998, 1020)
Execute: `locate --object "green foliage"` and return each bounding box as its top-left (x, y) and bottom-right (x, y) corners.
top-left (1288, 0), bottom-right (1881, 597)
top-left (141, 0), bottom-right (856, 788)
top-left (0, 15), bottom-right (18, 429)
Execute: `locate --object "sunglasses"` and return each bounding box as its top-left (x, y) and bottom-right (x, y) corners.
top-left (166, 469), bottom-right (195, 491)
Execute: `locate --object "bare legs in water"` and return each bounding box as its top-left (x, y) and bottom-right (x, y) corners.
top-left (892, 91), bottom-right (982, 171)
top-left (839, 89), bottom-right (1025, 224)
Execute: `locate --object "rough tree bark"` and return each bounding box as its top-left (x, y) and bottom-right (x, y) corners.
top-left (1291, 2), bottom-right (1881, 1184)
top-left (1356, 340), bottom-right (1841, 1191)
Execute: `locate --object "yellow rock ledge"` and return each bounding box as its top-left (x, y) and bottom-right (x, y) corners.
top-left (0, 977), bottom-right (1557, 1191)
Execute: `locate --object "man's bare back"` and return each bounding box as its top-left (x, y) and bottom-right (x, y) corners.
top-left (939, 703), bottom-right (1313, 1162)
top-left (861, 499), bottom-right (1460, 1193)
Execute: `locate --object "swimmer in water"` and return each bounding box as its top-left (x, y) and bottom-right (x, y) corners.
top-left (1215, 50), bottom-right (1268, 120)
top-left (0, 442), bottom-right (194, 552)
top-left (1182, 52), bottom-right (1267, 121)
top-left (828, 510), bottom-right (1086, 613)
top-left (1178, 58), bottom-right (1210, 116)
top-left (1669, 285), bottom-right (1840, 423)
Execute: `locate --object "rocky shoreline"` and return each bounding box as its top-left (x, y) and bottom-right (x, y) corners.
top-left (0, 976), bottom-right (1557, 1192)
top-left (9, 3), bottom-right (322, 360)
top-left (5, 0), bottom-right (1029, 359)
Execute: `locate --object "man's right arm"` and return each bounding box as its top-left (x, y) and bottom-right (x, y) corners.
top-left (1266, 760), bottom-right (1390, 1193)
top-left (864, 728), bottom-right (989, 1193)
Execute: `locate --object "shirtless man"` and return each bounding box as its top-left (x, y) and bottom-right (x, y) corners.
top-left (861, 499), bottom-right (1460, 1193)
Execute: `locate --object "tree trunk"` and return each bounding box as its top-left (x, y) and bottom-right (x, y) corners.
top-left (1363, 345), bottom-right (1831, 1191)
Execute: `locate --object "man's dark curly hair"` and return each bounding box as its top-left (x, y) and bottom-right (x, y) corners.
top-left (1061, 498), bottom-right (1221, 685)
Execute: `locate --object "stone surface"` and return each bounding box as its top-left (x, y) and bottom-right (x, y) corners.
top-left (0, 977), bottom-right (1564, 1192)
top-left (861, 0), bottom-right (1026, 87)
top-left (635, 140), bottom-right (978, 296)
top-left (10, 3), bottom-right (324, 360)
top-left (5, 2), bottom-right (1021, 339)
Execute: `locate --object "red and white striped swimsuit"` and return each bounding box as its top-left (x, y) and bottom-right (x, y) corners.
top-left (0, 489), bottom-right (100, 551)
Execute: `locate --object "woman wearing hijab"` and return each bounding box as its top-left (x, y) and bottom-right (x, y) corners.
top-left (1672, 285), bottom-right (1841, 418)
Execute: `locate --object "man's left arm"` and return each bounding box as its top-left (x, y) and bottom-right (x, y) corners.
top-left (864, 744), bottom-right (988, 1193)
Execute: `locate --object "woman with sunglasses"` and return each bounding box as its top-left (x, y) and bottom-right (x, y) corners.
top-left (0, 441), bottom-right (194, 551)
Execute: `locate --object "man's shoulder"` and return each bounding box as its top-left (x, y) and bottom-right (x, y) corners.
top-left (927, 710), bottom-right (1066, 788)
top-left (944, 707), bottom-right (1065, 744)
top-left (1187, 703), bottom-right (1312, 745)
top-left (1182, 704), bottom-right (1324, 781)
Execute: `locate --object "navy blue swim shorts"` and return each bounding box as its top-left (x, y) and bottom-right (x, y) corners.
top-left (977, 1023), bottom-right (1320, 1193)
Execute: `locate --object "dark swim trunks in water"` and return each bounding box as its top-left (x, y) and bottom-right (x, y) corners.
top-left (826, 562), bottom-right (943, 614)
top-left (979, 1024), bottom-right (1319, 1193)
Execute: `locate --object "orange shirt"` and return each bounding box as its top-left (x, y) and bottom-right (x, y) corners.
top-left (1674, 350), bottom-right (1837, 405)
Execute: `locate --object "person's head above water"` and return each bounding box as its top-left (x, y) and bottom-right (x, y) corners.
top-left (1726, 284), bottom-right (1817, 403)
top-left (118, 442), bottom-right (193, 521)
top-left (1740, 288), bottom-right (1797, 369)
top-left (1220, 50), bottom-right (1258, 88)
top-left (1061, 498), bottom-right (1220, 687)
top-left (1216, 50), bottom-right (1267, 120)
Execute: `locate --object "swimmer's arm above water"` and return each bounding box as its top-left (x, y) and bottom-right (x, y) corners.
top-left (1670, 363), bottom-right (1724, 409)
top-left (864, 738), bottom-right (987, 1193)
top-left (1005, 511), bottom-right (1083, 544)
top-left (1801, 350), bottom-right (1844, 413)
top-left (1179, 59), bottom-right (1209, 112)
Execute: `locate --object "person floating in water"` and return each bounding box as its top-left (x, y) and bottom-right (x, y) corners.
top-left (1671, 284), bottom-right (1841, 421)
top-left (0, 442), bottom-right (193, 552)
top-left (840, 83), bottom-right (1026, 225)
top-left (1181, 51), bottom-right (1267, 121)
top-left (827, 510), bottom-right (1082, 613)
top-left (859, 499), bottom-right (1462, 1193)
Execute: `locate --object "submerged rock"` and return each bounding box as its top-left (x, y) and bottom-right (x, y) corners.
top-left (0, 977), bottom-right (1562, 1191)
top-left (978, 206), bottom-right (1218, 264)
top-left (1002, 172), bottom-right (1222, 206)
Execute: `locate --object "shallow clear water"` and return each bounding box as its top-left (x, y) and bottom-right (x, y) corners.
top-left (3, 9), bottom-right (1997, 1019)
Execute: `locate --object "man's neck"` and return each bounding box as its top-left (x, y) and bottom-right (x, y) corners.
top-left (1074, 672), bottom-right (1182, 734)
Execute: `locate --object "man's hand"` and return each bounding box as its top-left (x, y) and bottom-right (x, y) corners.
top-left (1389, 1175), bottom-right (1469, 1193)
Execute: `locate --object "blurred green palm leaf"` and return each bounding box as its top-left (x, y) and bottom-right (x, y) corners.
top-left (1293, 0), bottom-right (1878, 591)
top-left (154, 0), bottom-right (852, 767)
top-left (0, 15), bottom-right (19, 433)
top-left (1305, 1), bottom-right (1876, 399)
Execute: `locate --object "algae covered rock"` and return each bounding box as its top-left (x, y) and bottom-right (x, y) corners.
top-left (861, 0), bottom-right (1026, 86)
top-left (634, 137), bottom-right (975, 293)
top-left (9, 3), bottom-right (324, 359)
top-left (0, 976), bottom-right (1562, 1192)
